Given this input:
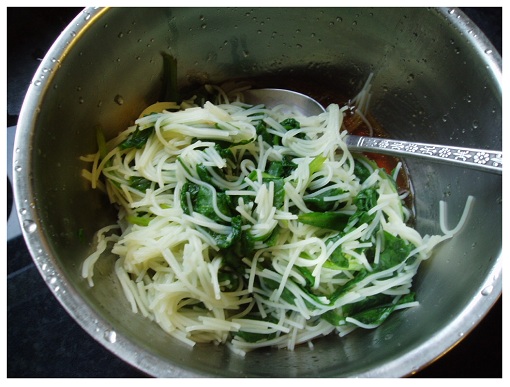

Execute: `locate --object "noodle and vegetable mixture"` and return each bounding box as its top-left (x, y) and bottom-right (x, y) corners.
top-left (81, 82), bottom-right (468, 354)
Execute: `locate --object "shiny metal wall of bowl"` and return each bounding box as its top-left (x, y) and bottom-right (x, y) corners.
top-left (13, 7), bottom-right (501, 377)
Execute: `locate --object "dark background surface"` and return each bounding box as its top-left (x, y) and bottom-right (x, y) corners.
top-left (7, 7), bottom-right (502, 378)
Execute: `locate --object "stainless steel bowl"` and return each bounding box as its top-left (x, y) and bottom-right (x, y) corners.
top-left (13, 7), bottom-right (502, 377)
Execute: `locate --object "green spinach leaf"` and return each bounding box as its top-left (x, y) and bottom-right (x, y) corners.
top-left (348, 188), bottom-right (379, 227)
top-left (280, 118), bottom-right (301, 130)
top-left (297, 211), bottom-right (350, 231)
top-left (180, 182), bottom-right (234, 223)
top-left (129, 176), bottom-right (154, 193)
top-left (119, 126), bottom-right (155, 150)
top-left (377, 231), bottom-right (415, 270)
top-left (304, 188), bottom-right (346, 212)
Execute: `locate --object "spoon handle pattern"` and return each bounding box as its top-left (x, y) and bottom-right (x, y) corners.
top-left (345, 134), bottom-right (502, 174)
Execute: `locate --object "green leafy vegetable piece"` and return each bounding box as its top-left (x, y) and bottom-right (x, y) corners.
top-left (309, 155), bottom-right (327, 175)
top-left (263, 225), bottom-right (281, 247)
top-left (234, 315), bottom-right (279, 343)
top-left (119, 126), bottom-right (155, 150)
top-left (280, 118), bottom-right (301, 130)
top-left (297, 211), bottom-right (350, 231)
top-left (324, 249), bottom-right (363, 271)
top-left (303, 188), bottom-right (346, 212)
top-left (377, 231), bottom-right (415, 270)
top-left (235, 330), bottom-right (275, 343)
top-left (348, 188), bottom-right (379, 227)
top-left (196, 164), bottom-right (213, 185)
top-left (322, 309), bottom-right (344, 326)
top-left (256, 120), bottom-right (280, 146)
top-left (129, 176), bottom-right (154, 193)
top-left (322, 233), bottom-right (364, 270)
top-left (267, 161), bottom-right (284, 177)
top-left (349, 304), bottom-right (395, 326)
top-left (179, 182), bottom-right (242, 249)
top-left (324, 293), bottom-right (413, 327)
top-left (330, 269), bottom-right (369, 302)
top-left (263, 275), bottom-right (328, 310)
top-left (246, 171), bottom-right (286, 209)
top-left (270, 178), bottom-right (285, 209)
top-left (218, 270), bottom-right (240, 292)
top-left (353, 157), bottom-right (376, 183)
top-left (126, 214), bottom-right (152, 226)
top-left (342, 293), bottom-right (394, 317)
top-left (280, 118), bottom-right (306, 139)
top-left (180, 182), bottom-right (233, 223)
top-left (398, 292), bottom-right (416, 304)
top-left (214, 215), bottom-right (243, 249)
top-left (229, 228), bottom-right (256, 264)
top-left (180, 181), bottom-right (198, 215)
top-left (379, 167), bottom-right (398, 192)
top-left (214, 143), bottom-right (235, 164)
top-left (267, 156), bottom-right (297, 179)
top-left (296, 266), bottom-right (315, 288)
top-left (262, 278), bottom-right (295, 305)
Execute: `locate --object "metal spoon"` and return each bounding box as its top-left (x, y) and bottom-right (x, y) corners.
top-left (243, 88), bottom-right (502, 174)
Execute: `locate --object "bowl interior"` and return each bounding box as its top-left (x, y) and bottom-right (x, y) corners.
top-left (15, 7), bottom-right (502, 377)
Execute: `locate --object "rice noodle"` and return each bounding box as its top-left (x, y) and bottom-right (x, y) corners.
top-left (80, 79), bottom-right (472, 352)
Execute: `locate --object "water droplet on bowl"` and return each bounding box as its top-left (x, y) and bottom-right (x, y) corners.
top-left (114, 95), bottom-right (124, 105)
top-left (485, 49), bottom-right (493, 55)
top-left (104, 330), bottom-right (117, 343)
top-left (23, 220), bottom-right (37, 233)
top-left (481, 285), bottom-right (493, 296)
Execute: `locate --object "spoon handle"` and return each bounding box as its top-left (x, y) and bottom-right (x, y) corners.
top-left (345, 134), bottom-right (503, 174)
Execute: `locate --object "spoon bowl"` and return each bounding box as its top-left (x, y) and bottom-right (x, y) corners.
top-left (243, 88), bottom-right (502, 174)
